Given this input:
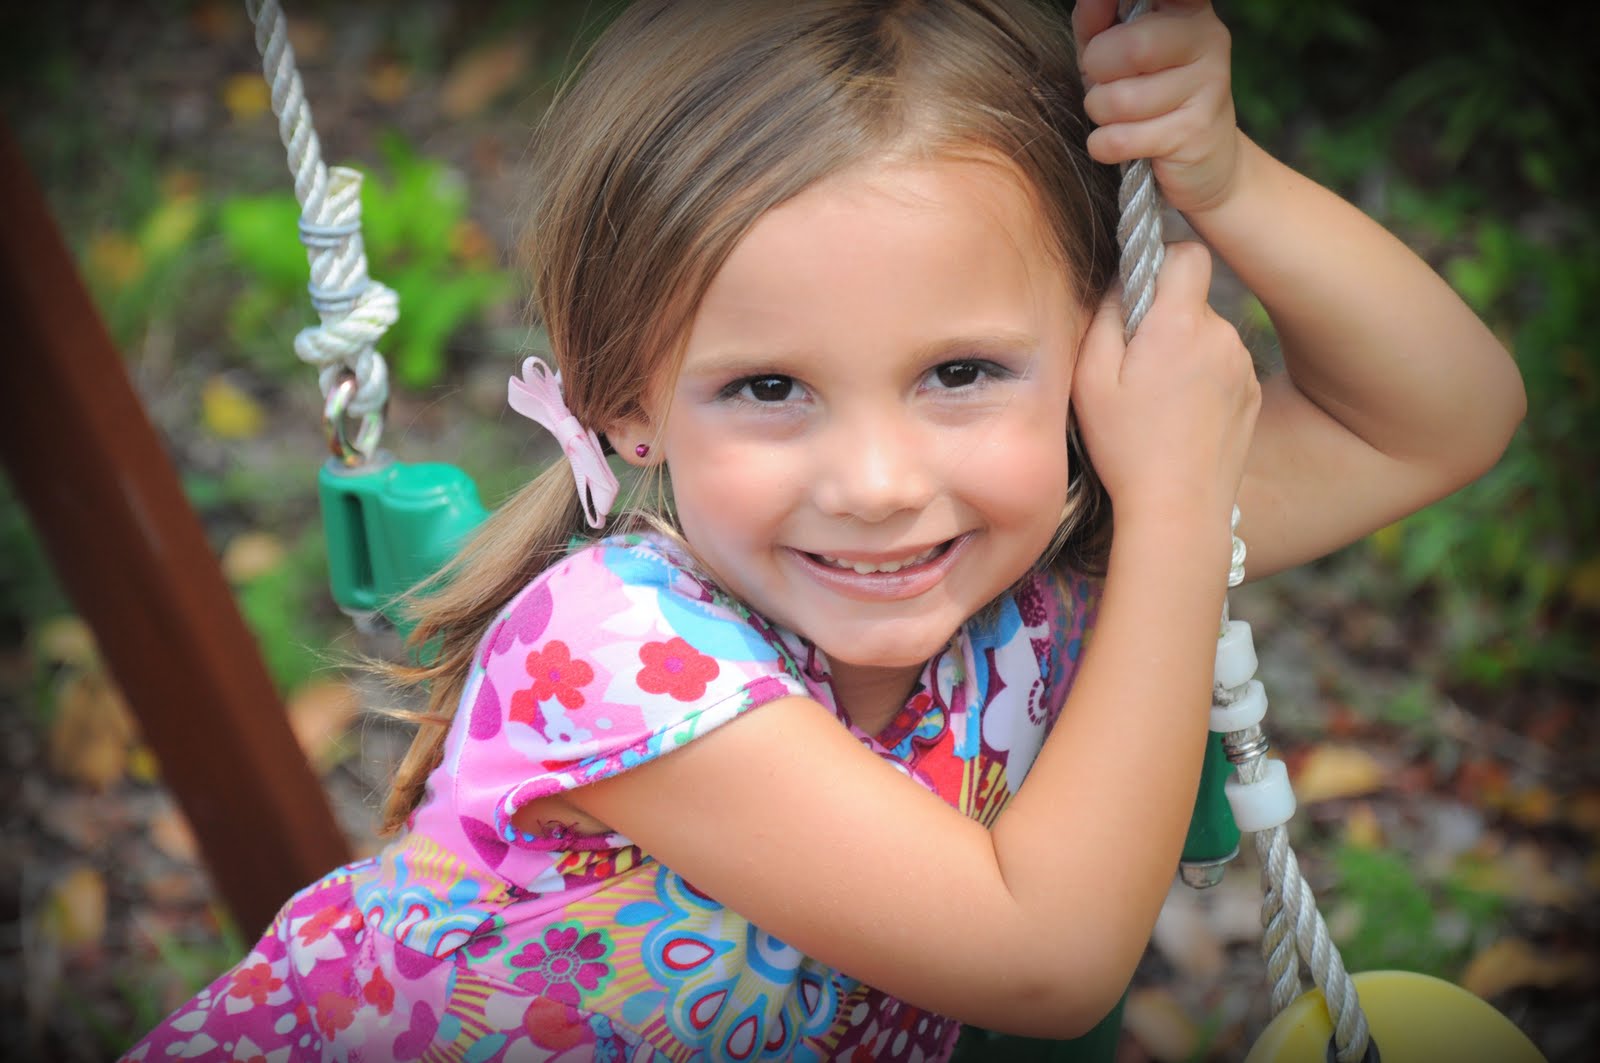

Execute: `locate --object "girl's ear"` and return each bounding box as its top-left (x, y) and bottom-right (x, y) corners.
top-left (605, 414), bottom-right (660, 467)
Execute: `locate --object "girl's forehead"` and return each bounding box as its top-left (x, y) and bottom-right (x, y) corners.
top-left (705, 151), bottom-right (1067, 310)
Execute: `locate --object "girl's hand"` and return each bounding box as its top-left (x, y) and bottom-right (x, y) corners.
top-left (1074, 0), bottom-right (1241, 216)
top-left (1072, 242), bottom-right (1260, 528)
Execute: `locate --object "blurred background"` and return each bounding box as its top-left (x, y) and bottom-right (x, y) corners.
top-left (1, 0), bottom-right (1595, 1059)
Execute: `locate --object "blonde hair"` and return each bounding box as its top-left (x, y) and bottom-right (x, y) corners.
top-left (379, 0), bottom-right (1119, 834)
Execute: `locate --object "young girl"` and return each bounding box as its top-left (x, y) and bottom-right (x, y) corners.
top-left (129, 0), bottom-right (1523, 1059)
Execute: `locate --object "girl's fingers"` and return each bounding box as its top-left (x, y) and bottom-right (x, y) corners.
top-left (1073, 292), bottom-right (1128, 396)
top-left (1071, 0), bottom-right (1121, 84)
top-left (1154, 241), bottom-right (1214, 309)
top-left (1079, 4), bottom-right (1223, 86)
top-left (1085, 105), bottom-right (1203, 167)
top-left (1083, 62), bottom-right (1204, 128)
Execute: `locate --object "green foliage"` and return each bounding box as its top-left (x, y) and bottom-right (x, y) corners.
top-left (219, 131), bottom-right (514, 389)
top-left (1331, 843), bottom-right (1507, 979)
top-left (234, 529), bottom-right (343, 695)
top-left (1230, 2), bottom-right (1599, 687)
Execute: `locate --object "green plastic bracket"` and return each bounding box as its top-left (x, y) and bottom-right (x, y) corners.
top-left (1181, 732), bottom-right (1242, 880)
top-left (318, 455), bottom-right (490, 635)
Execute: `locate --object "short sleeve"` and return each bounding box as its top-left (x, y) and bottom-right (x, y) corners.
top-left (446, 535), bottom-right (809, 873)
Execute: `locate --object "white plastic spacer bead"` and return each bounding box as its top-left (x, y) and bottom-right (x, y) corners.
top-left (1214, 619), bottom-right (1258, 690)
top-left (1224, 758), bottom-right (1297, 832)
top-left (1210, 679), bottom-right (1267, 733)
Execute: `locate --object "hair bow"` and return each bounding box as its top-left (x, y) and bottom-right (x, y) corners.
top-left (508, 356), bottom-right (619, 528)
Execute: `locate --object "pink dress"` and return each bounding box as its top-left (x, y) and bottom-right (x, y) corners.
top-left (125, 532), bottom-right (1098, 1062)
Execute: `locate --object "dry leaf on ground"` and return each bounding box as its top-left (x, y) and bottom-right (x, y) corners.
top-left (1460, 938), bottom-right (1591, 1000)
top-left (40, 866), bottom-right (108, 951)
top-left (1459, 839), bottom-right (1583, 909)
top-left (222, 530), bottom-right (287, 584)
top-left (34, 616), bottom-right (98, 669)
top-left (222, 73), bottom-right (271, 122)
top-left (1123, 987), bottom-right (1203, 1063)
top-left (1341, 801), bottom-right (1385, 848)
top-left (48, 671), bottom-right (136, 791)
top-left (201, 375), bottom-right (266, 440)
top-left (149, 806), bottom-right (200, 864)
top-left (1293, 745), bottom-right (1387, 804)
top-left (440, 39), bottom-right (530, 118)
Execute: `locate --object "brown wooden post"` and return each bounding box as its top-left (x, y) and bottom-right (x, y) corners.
top-left (0, 118), bottom-right (351, 936)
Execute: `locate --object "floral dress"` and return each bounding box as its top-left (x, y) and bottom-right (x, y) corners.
top-left (125, 532), bottom-right (1098, 1062)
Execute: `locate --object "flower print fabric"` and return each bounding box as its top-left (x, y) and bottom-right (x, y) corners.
top-left (125, 533), bottom-right (1098, 1063)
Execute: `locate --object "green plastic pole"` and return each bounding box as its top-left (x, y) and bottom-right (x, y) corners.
top-left (1181, 733), bottom-right (1242, 885)
top-left (318, 456), bottom-right (491, 635)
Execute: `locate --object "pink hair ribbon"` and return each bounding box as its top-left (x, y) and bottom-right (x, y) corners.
top-left (507, 356), bottom-right (619, 528)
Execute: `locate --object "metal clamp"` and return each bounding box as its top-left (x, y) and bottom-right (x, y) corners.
top-left (323, 371), bottom-right (385, 467)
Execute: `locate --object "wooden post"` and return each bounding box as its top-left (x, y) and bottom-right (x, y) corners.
top-left (0, 118), bottom-right (351, 936)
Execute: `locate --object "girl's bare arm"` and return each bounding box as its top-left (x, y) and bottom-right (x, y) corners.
top-left (1190, 135), bottom-right (1524, 577)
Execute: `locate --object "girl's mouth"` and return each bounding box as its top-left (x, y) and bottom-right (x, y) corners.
top-left (805, 540), bottom-right (952, 575)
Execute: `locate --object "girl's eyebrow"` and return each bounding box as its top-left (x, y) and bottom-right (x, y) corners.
top-left (686, 330), bottom-right (1041, 376)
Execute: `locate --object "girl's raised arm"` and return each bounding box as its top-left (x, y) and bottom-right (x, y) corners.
top-left (1075, 0), bottom-right (1524, 578)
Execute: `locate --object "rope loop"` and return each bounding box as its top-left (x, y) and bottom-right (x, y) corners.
top-left (245, 0), bottom-right (394, 463)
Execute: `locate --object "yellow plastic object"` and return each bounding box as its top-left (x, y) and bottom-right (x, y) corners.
top-left (1244, 970), bottom-right (1546, 1063)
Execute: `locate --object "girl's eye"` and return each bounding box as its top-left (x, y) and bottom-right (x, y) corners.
top-left (928, 360), bottom-right (993, 390)
top-left (726, 375), bottom-right (800, 403)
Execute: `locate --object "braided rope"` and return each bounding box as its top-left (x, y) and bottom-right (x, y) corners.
top-left (245, 0), bottom-right (395, 456)
top-left (1112, 4), bottom-right (1369, 1058)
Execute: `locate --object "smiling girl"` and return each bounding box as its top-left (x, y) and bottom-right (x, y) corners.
top-left (127, 1), bottom-right (1522, 1060)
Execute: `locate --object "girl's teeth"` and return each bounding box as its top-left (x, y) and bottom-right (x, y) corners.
top-left (818, 545), bottom-right (940, 574)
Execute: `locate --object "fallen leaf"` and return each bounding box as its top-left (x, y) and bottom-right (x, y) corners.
top-left (143, 871), bottom-right (202, 908)
top-left (1341, 801), bottom-right (1384, 849)
top-left (1293, 745), bottom-right (1386, 804)
top-left (201, 375), bottom-right (266, 440)
top-left (1568, 555), bottom-right (1600, 610)
top-left (34, 616), bottom-right (98, 669)
top-left (127, 744), bottom-right (161, 784)
top-left (1458, 841), bottom-right (1583, 910)
top-left (222, 530), bottom-right (287, 584)
top-left (450, 218), bottom-right (496, 267)
top-left (1572, 790), bottom-right (1600, 836)
top-left (149, 807), bottom-right (200, 864)
top-left (139, 193), bottom-right (202, 260)
top-left (365, 59), bottom-right (412, 104)
top-left (1459, 938), bottom-right (1590, 1000)
top-left (85, 230), bottom-right (144, 291)
top-left (288, 678), bottom-right (361, 770)
top-left (440, 38), bottom-right (530, 118)
top-left (49, 671), bottom-right (136, 791)
top-left (1498, 784), bottom-right (1558, 827)
top-left (189, 0), bottom-right (237, 43)
top-left (286, 17), bottom-right (328, 61)
top-left (223, 73), bottom-right (271, 122)
top-left (41, 866), bottom-right (108, 951)
top-left (1123, 987), bottom-right (1201, 1063)
top-left (1453, 756), bottom-right (1511, 804)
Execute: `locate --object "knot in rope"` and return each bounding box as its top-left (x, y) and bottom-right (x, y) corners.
top-left (247, 0), bottom-right (394, 458)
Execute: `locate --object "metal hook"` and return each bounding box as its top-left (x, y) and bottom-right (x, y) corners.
top-left (323, 371), bottom-right (384, 467)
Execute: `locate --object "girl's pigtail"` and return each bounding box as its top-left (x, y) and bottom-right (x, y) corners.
top-left (375, 458), bottom-right (590, 835)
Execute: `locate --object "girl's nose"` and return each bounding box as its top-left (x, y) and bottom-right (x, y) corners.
top-left (813, 412), bottom-right (937, 522)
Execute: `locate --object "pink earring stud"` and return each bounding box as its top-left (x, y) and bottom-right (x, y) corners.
top-left (634, 444), bottom-right (650, 458)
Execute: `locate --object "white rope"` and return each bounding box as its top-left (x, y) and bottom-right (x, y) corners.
top-left (245, 0), bottom-right (395, 455)
top-left (1111, 3), bottom-right (1371, 1058)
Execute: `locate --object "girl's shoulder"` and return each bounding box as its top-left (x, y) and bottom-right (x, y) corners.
top-left (482, 530), bottom-right (787, 678)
